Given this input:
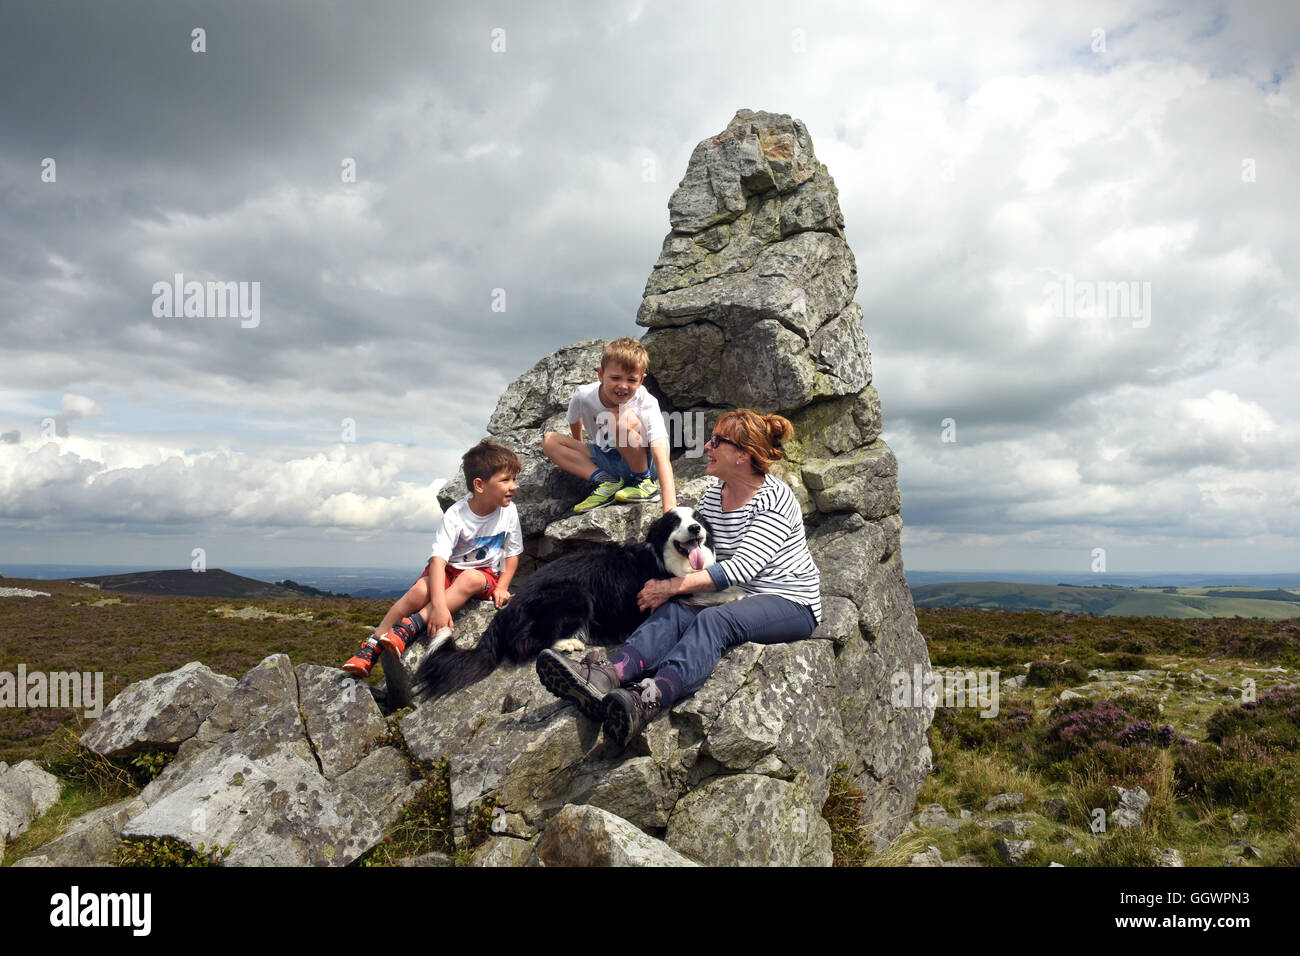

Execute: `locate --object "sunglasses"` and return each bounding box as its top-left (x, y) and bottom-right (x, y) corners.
top-left (705, 434), bottom-right (740, 450)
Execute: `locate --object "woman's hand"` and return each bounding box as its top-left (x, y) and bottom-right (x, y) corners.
top-left (637, 577), bottom-right (679, 614)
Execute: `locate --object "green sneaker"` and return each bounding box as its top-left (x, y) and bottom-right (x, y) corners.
top-left (573, 478), bottom-right (624, 513)
top-left (613, 476), bottom-right (660, 505)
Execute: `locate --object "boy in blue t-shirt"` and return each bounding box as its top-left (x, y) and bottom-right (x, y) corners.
top-left (342, 439), bottom-right (523, 677)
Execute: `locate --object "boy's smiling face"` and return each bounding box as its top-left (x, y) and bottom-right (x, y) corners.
top-left (596, 361), bottom-right (645, 407)
top-left (473, 468), bottom-right (517, 510)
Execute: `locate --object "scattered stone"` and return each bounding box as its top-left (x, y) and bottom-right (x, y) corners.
top-left (995, 838), bottom-right (1037, 866)
top-left (1048, 861), bottom-right (1065, 867)
top-left (984, 792), bottom-right (1024, 812)
top-left (1230, 812), bottom-right (1248, 830)
top-left (1228, 839), bottom-right (1262, 860)
top-left (942, 854), bottom-right (984, 867)
top-left (0, 760), bottom-right (64, 847)
top-left (1109, 786), bottom-right (1150, 830)
top-left (210, 605), bottom-right (313, 621)
top-left (915, 803), bottom-right (961, 831)
top-left (1154, 848), bottom-right (1185, 867)
top-left (909, 845), bottom-right (944, 866)
top-left (537, 804), bottom-right (698, 867)
top-left (1058, 689), bottom-right (1086, 701)
top-left (983, 817), bottom-right (1035, 837)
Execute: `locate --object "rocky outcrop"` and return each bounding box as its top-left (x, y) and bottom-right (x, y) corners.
top-left (19, 654), bottom-right (417, 867)
top-left (412, 109), bottom-right (931, 860)
top-left (634, 116), bottom-right (931, 846)
top-left (27, 110), bottom-right (932, 867)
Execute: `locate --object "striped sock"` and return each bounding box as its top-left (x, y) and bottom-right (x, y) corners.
top-left (610, 648), bottom-right (644, 682)
top-left (650, 666), bottom-right (685, 708)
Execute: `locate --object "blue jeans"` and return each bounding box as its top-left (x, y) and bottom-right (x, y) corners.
top-left (622, 594), bottom-right (818, 699)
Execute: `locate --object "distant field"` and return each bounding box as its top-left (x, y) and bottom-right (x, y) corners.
top-left (0, 576), bottom-right (390, 766)
top-left (912, 581), bottom-right (1300, 620)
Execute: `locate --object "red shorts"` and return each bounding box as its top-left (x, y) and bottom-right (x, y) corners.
top-left (418, 564), bottom-right (499, 601)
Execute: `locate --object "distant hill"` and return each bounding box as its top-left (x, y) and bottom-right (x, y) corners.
top-left (910, 581), bottom-right (1300, 619)
top-left (64, 569), bottom-right (349, 599)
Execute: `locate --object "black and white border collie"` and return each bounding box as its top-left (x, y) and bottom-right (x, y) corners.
top-left (413, 506), bottom-right (741, 700)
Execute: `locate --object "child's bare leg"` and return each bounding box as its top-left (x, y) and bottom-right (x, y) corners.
top-left (374, 578), bottom-right (431, 636)
top-left (417, 570), bottom-right (487, 631)
top-left (543, 432), bottom-right (602, 480)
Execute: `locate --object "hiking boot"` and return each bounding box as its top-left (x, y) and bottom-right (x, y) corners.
top-left (342, 637), bottom-right (382, 678)
top-left (613, 476), bottom-right (660, 505)
top-left (536, 648), bottom-right (621, 721)
top-left (377, 614), bottom-right (427, 657)
top-left (573, 478), bottom-right (624, 514)
top-left (602, 680), bottom-right (662, 748)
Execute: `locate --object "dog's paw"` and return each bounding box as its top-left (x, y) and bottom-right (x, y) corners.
top-left (551, 638), bottom-right (585, 653)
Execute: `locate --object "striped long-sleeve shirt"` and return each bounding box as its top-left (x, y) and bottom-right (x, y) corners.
top-left (698, 474), bottom-right (823, 623)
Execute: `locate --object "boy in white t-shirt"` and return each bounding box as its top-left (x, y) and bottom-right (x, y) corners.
top-left (542, 337), bottom-right (678, 515)
top-left (342, 439), bottom-right (524, 678)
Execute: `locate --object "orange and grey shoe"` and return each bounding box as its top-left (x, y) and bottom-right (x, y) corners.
top-left (342, 637), bottom-right (382, 677)
top-left (377, 613), bottom-right (426, 657)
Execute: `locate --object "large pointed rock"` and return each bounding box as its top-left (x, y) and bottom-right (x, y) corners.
top-left (396, 109), bottom-right (933, 861)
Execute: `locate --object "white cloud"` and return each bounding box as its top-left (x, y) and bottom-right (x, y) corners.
top-left (1, 0), bottom-right (1296, 569)
top-left (0, 435), bottom-right (443, 531)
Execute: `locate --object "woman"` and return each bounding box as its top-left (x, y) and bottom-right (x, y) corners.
top-left (537, 409), bottom-right (822, 748)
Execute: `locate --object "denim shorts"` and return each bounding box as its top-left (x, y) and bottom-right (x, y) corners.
top-left (587, 442), bottom-right (657, 481)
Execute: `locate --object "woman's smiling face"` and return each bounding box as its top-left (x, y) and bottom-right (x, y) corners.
top-left (705, 431), bottom-right (747, 479)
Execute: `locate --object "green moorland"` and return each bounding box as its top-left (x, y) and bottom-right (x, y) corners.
top-left (871, 606), bottom-right (1300, 867)
top-left (911, 581), bottom-right (1300, 620)
top-left (3, 580), bottom-right (1300, 866)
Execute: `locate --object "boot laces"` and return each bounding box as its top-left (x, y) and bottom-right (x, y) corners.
top-left (634, 678), bottom-right (662, 709)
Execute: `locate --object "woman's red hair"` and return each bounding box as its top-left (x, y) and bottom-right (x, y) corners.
top-left (714, 409), bottom-right (794, 474)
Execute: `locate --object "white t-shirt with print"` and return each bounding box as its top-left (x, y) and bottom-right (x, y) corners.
top-left (566, 381), bottom-right (670, 453)
top-left (429, 496), bottom-right (523, 573)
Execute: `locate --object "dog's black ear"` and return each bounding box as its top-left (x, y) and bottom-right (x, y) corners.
top-left (642, 509), bottom-right (678, 577)
top-left (644, 509), bottom-right (677, 552)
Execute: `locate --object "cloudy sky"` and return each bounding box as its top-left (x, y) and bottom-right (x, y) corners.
top-left (1, 0), bottom-right (1296, 575)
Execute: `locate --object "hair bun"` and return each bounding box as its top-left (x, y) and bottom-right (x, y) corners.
top-left (765, 414), bottom-right (794, 449)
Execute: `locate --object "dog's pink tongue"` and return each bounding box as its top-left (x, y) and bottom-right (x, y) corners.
top-left (689, 545), bottom-right (705, 571)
